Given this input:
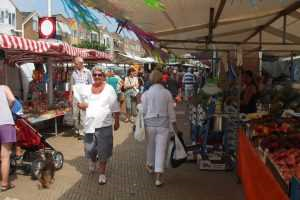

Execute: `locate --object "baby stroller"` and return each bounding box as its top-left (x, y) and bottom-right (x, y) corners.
top-left (10, 113), bottom-right (64, 179)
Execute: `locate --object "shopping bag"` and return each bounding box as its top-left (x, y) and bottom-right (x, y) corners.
top-left (165, 139), bottom-right (174, 169)
top-left (134, 104), bottom-right (145, 142)
top-left (170, 132), bottom-right (187, 168)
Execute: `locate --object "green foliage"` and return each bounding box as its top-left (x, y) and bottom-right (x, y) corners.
top-left (74, 40), bottom-right (107, 51)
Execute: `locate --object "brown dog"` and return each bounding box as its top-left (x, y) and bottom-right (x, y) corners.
top-left (39, 152), bottom-right (55, 189)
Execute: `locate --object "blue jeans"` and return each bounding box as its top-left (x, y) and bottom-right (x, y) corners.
top-left (191, 124), bottom-right (199, 143)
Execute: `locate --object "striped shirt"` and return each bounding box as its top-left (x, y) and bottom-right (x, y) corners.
top-left (70, 68), bottom-right (93, 87)
top-left (182, 72), bottom-right (195, 85)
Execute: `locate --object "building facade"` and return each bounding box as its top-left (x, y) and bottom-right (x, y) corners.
top-left (16, 10), bottom-right (39, 39)
top-left (0, 0), bottom-right (17, 35)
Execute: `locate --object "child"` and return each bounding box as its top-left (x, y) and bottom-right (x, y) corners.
top-left (189, 96), bottom-right (206, 145)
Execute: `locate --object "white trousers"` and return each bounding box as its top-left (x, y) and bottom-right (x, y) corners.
top-left (146, 127), bottom-right (170, 173)
top-left (72, 101), bottom-right (85, 136)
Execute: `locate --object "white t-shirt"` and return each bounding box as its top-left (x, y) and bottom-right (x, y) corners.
top-left (74, 84), bottom-right (120, 133)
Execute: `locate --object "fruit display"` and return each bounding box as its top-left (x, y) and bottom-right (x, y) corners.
top-left (251, 117), bottom-right (300, 137)
top-left (260, 135), bottom-right (300, 152)
top-left (270, 148), bottom-right (300, 183)
top-left (247, 115), bottom-right (300, 186)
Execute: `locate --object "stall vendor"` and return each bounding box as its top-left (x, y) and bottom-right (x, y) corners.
top-left (27, 63), bottom-right (47, 112)
top-left (240, 70), bottom-right (257, 114)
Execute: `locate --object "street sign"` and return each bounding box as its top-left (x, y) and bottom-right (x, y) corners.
top-left (39, 17), bottom-right (56, 39)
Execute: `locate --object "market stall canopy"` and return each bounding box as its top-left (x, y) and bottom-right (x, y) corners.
top-left (115, 52), bottom-right (156, 64)
top-left (84, 0), bottom-right (300, 56)
top-left (0, 34), bottom-right (113, 64)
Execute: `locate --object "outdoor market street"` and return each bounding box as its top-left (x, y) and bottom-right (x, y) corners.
top-left (0, 106), bottom-right (244, 200)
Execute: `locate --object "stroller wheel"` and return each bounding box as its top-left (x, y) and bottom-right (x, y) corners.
top-left (53, 151), bottom-right (64, 170)
top-left (31, 159), bottom-right (43, 180)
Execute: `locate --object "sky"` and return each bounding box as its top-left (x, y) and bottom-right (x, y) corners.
top-left (12, 0), bottom-right (137, 39)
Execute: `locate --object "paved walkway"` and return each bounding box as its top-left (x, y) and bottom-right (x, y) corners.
top-left (0, 106), bottom-right (244, 200)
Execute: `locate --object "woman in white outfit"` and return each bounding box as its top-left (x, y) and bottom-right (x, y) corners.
top-left (77, 66), bottom-right (120, 185)
top-left (141, 70), bottom-right (177, 187)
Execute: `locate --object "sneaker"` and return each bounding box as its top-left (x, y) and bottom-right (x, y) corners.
top-left (98, 174), bottom-right (107, 185)
top-left (88, 160), bottom-right (96, 172)
top-left (155, 179), bottom-right (163, 187)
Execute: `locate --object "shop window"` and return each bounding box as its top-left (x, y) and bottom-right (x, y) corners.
top-left (32, 20), bottom-right (38, 31)
top-left (12, 13), bottom-right (15, 26)
top-left (8, 13), bottom-right (12, 25)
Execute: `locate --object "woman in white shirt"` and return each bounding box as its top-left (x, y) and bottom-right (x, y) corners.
top-left (141, 70), bottom-right (177, 187)
top-left (77, 66), bottom-right (120, 185)
top-left (124, 68), bottom-right (139, 122)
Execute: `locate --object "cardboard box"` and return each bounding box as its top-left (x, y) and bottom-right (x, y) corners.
top-left (197, 154), bottom-right (231, 171)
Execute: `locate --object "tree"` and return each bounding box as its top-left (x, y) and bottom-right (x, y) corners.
top-left (74, 40), bottom-right (107, 51)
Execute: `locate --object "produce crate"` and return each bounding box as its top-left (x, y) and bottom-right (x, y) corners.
top-left (197, 152), bottom-right (233, 171)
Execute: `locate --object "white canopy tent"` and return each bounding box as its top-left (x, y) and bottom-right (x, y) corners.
top-left (82, 0), bottom-right (300, 56)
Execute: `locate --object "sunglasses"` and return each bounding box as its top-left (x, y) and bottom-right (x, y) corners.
top-left (93, 73), bottom-right (103, 77)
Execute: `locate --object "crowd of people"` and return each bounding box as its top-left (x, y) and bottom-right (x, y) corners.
top-left (1, 56), bottom-right (211, 191)
top-left (68, 57), bottom-right (211, 186)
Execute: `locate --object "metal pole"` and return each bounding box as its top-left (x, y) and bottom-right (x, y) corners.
top-left (47, 58), bottom-right (54, 106)
top-left (283, 15), bottom-right (287, 44)
top-left (48, 0), bottom-right (52, 17)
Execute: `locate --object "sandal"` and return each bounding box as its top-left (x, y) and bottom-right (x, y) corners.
top-left (145, 165), bottom-right (154, 174)
top-left (1, 184), bottom-right (15, 192)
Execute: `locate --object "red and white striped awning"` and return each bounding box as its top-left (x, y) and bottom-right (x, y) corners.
top-left (0, 34), bottom-right (51, 53)
top-left (50, 42), bottom-right (90, 58)
top-left (88, 50), bottom-right (114, 60)
top-left (0, 34), bottom-right (113, 63)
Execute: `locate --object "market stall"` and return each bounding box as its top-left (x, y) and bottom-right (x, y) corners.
top-left (237, 81), bottom-right (300, 200)
top-left (0, 34), bottom-right (113, 135)
top-left (69, 1), bottom-right (300, 199)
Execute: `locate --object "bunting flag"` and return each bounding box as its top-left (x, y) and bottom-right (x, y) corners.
top-left (144, 0), bottom-right (165, 11)
top-left (61, 0), bottom-right (98, 31)
top-left (62, 0), bottom-right (169, 62)
top-left (68, 19), bottom-right (78, 30)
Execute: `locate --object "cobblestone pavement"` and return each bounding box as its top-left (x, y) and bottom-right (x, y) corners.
top-left (0, 106), bottom-right (244, 200)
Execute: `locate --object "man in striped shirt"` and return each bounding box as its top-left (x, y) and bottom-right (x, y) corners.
top-left (69, 56), bottom-right (93, 138)
top-left (182, 68), bottom-right (195, 101)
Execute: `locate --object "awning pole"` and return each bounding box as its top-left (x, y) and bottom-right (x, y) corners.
top-left (47, 58), bottom-right (54, 106)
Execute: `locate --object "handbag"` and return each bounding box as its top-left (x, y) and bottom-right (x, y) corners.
top-left (134, 104), bottom-right (145, 142)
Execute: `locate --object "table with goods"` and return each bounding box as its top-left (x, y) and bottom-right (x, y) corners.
top-left (238, 84), bottom-right (300, 200)
top-left (22, 65), bottom-right (72, 135)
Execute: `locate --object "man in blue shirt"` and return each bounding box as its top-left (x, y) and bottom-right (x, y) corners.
top-left (182, 68), bottom-right (196, 101)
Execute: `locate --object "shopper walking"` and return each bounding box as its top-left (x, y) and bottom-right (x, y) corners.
top-left (76, 66), bottom-right (120, 185)
top-left (0, 85), bottom-right (17, 191)
top-left (106, 69), bottom-right (122, 101)
top-left (124, 68), bottom-right (139, 122)
top-left (182, 67), bottom-right (196, 101)
top-left (69, 56), bottom-right (93, 138)
top-left (141, 70), bottom-right (177, 187)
